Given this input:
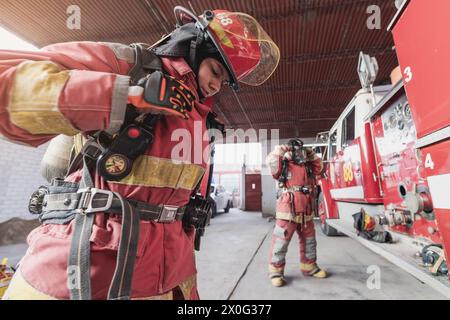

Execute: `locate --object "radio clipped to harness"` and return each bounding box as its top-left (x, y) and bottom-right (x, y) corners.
top-left (183, 194), bottom-right (213, 251)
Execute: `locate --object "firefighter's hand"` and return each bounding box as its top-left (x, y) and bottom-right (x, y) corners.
top-left (273, 144), bottom-right (293, 160)
top-left (305, 147), bottom-right (315, 160)
top-left (284, 151), bottom-right (293, 161)
top-left (274, 144), bottom-right (290, 156)
top-left (128, 71), bottom-right (195, 120)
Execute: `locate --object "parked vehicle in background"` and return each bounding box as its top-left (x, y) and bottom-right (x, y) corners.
top-left (210, 184), bottom-right (233, 217)
top-left (231, 188), bottom-right (240, 209)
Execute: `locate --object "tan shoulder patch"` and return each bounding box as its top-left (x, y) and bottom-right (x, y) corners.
top-left (100, 42), bottom-right (135, 64)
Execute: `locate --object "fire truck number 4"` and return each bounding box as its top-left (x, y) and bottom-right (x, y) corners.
top-left (424, 153), bottom-right (435, 170)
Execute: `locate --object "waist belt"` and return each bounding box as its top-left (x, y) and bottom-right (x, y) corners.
top-left (282, 186), bottom-right (310, 194)
top-left (38, 183), bottom-right (187, 301)
top-left (276, 211), bottom-right (315, 224)
top-left (41, 188), bottom-right (186, 224)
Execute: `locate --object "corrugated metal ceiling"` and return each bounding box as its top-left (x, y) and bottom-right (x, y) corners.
top-left (0, 0), bottom-right (398, 139)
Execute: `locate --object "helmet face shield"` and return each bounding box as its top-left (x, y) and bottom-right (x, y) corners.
top-left (174, 6), bottom-right (280, 90)
top-left (206, 11), bottom-right (280, 87)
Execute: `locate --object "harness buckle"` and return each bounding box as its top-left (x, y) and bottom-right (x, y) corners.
top-left (301, 186), bottom-right (311, 194)
top-left (28, 186), bottom-right (49, 215)
top-left (159, 206), bottom-right (179, 223)
top-left (81, 140), bottom-right (105, 160)
top-left (77, 188), bottom-right (114, 214)
top-left (282, 186), bottom-right (311, 194)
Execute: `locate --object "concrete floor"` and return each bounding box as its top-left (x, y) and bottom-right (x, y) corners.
top-left (0, 209), bottom-right (447, 300)
top-left (197, 209), bottom-right (447, 300)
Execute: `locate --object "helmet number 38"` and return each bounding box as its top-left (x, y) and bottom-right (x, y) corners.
top-left (217, 13), bottom-right (233, 26)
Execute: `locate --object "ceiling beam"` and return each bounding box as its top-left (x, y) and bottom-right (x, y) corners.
top-left (220, 80), bottom-right (361, 97)
top-left (282, 46), bottom-right (396, 64)
top-left (236, 104), bottom-right (345, 113)
top-left (231, 118), bottom-right (336, 128)
top-left (256, 0), bottom-right (395, 23)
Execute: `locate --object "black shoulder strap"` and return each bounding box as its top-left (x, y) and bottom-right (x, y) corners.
top-left (194, 112), bottom-right (224, 198)
top-left (189, 30), bottom-right (204, 73)
top-left (128, 43), bottom-right (163, 85)
top-left (278, 159), bottom-right (290, 185)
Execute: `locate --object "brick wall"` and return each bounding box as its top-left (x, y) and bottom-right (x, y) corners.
top-left (0, 139), bottom-right (49, 223)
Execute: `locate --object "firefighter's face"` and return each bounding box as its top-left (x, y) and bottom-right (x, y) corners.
top-left (197, 58), bottom-right (230, 98)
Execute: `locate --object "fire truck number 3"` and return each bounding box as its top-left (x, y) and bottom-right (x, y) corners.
top-left (424, 153), bottom-right (435, 170)
top-left (404, 66), bottom-right (413, 83)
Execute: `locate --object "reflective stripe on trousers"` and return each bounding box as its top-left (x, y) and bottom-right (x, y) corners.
top-left (268, 219), bottom-right (317, 274)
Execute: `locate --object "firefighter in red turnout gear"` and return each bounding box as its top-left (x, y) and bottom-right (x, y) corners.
top-left (0, 7), bottom-right (279, 300)
top-left (266, 139), bottom-right (327, 287)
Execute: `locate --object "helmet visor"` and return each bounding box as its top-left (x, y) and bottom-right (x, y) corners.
top-left (208, 12), bottom-right (280, 87)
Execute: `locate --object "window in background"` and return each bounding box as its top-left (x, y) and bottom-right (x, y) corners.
top-left (0, 27), bottom-right (38, 50)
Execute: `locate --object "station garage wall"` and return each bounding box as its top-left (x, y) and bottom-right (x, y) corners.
top-left (0, 140), bottom-right (48, 223)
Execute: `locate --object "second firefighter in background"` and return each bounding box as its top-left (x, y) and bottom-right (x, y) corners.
top-left (266, 139), bottom-right (327, 287)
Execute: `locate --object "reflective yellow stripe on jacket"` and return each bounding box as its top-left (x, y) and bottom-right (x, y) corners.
top-left (9, 61), bottom-right (78, 136)
top-left (111, 156), bottom-right (206, 191)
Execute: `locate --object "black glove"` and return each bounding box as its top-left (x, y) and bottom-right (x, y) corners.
top-left (134, 71), bottom-right (196, 119)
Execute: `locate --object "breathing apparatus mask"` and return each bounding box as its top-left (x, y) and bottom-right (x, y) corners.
top-left (287, 139), bottom-right (307, 165)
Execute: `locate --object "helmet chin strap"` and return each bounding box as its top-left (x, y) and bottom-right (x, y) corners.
top-left (196, 79), bottom-right (206, 101)
top-left (189, 29), bottom-right (205, 74)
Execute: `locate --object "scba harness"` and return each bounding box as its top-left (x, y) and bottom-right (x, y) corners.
top-left (27, 44), bottom-right (221, 300)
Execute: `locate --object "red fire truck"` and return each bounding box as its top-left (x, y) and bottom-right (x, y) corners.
top-left (317, 0), bottom-right (450, 297)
